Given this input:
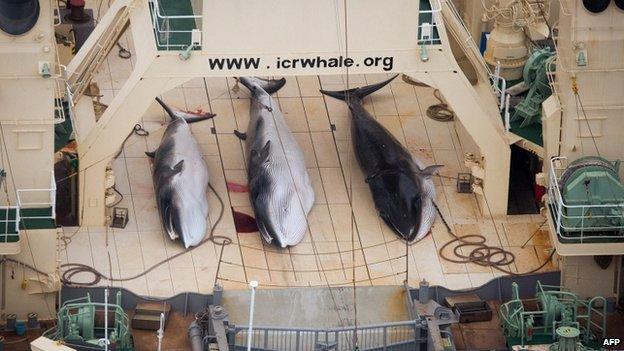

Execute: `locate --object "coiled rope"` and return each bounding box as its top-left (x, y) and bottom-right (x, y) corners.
top-left (433, 201), bottom-right (555, 275)
top-left (401, 74), bottom-right (455, 122)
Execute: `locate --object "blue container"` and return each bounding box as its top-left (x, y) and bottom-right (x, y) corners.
top-left (15, 321), bottom-right (26, 336)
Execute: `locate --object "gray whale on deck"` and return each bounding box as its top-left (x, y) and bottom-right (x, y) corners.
top-left (320, 75), bottom-right (442, 242)
top-left (146, 97), bottom-right (215, 248)
top-left (234, 77), bottom-right (314, 248)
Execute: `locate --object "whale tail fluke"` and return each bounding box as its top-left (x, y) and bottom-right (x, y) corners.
top-left (238, 77), bottom-right (286, 95)
top-left (319, 74), bottom-right (398, 102)
top-left (155, 97), bottom-right (216, 123)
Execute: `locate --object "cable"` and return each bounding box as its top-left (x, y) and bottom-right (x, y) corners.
top-left (0, 257), bottom-right (50, 277)
top-left (105, 185), bottom-right (123, 208)
top-left (60, 182), bottom-right (229, 286)
top-left (113, 123), bottom-right (149, 159)
top-left (3, 337), bottom-right (30, 345)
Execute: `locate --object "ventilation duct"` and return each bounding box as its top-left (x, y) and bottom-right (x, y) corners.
top-left (583, 0), bottom-right (610, 13)
top-left (0, 0), bottom-right (40, 35)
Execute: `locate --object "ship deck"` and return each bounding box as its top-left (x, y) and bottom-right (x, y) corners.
top-left (60, 27), bottom-right (556, 297)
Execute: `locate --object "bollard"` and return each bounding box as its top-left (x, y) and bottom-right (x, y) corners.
top-left (419, 279), bottom-right (430, 304)
top-left (5, 314), bottom-right (16, 332)
top-left (27, 312), bottom-right (39, 329)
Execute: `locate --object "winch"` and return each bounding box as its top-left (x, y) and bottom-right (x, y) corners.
top-left (557, 156), bottom-right (624, 240)
top-left (511, 48), bottom-right (556, 128)
top-left (499, 281), bottom-right (606, 349)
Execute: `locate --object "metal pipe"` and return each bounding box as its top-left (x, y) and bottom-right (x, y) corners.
top-left (188, 320), bottom-right (203, 351)
top-left (104, 288), bottom-right (109, 351)
top-left (0, 0), bottom-right (40, 35)
top-left (157, 313), bottom-right (165, 351)
top-left (247, 280), bottom-right (259, 351)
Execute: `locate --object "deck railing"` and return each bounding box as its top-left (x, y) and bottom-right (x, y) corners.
top-left (17, 173), bottom-right (57, 221)
top-left (230, 320), bottom-right (424, 351)
top-left (0, 206), bottom-right (20, 244)
top-left (149, 0), bottom-right (202, 50)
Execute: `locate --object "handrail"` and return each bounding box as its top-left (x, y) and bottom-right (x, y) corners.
top-left (16, 173), bottom-right (57, 220)
top-left (232, 320), bottom-right (423, 350)
top-left (442, 0), bottom-right (492, 77)
top-left (418, 0), bottom-right (443, 45)
top-left (149, 0), bottom-right (203, 50)
top-left (150, 0), bottom-right (201, 20)
top-left (0, 206), bottom-right (20, 244)
top-left (234, 320), bottom-right (419, 333)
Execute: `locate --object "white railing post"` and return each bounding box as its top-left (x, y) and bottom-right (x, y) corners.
top-left (504, 94), bottom-right (511, 131)
top-left (247, 280), bottom-right (258, 351)
top-left (157, 312), bottom-right (165, 351)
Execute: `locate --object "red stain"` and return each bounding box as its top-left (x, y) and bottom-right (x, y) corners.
top-left (227, 181), bottom-right (249, 193)
top-left (232, 208), bottom-right (258, 233)
top-left (186, 109), bottom-right (205, 115)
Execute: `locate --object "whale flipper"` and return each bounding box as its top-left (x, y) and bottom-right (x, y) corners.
top-left (417, 165), bottom-right (444, 178)
top-left (234, 130), bottom-right (247, 140)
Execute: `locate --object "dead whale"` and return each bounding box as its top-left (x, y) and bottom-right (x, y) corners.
top-left (234, 77), bottom-right (314, 247)
top-left (320, 75), bottom-right (442, 242)
top-left (146, 97), bottom-right (215, 248)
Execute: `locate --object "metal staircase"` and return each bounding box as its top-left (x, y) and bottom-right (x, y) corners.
top-left (66, 2), bottom-right (133, 103)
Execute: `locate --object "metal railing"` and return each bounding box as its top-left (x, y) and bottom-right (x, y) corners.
top-left (149, 0), bottom-right (202, 50)
top-left (17, 173), bottom-right (57, 221)
top-left (441, 0), bottom-right (511, 122)
top-left (0, 206), bottom-right (20, 244)
top-left (231, 320), bottom-right (424, 351)
top-left (418, 0), bottom-right (443, 45)
top-left (548, 156), bottom-right (624, 242)
top-left (443, 0), bottom-right (492, 77)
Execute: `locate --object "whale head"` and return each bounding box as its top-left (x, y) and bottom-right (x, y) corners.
top-left (368, 172), bottom-right (422, 241)
top-left (254, 188), bottom-right (309, 248)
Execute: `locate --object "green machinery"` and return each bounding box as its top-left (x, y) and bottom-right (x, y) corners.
top-left (43, 291), bottom-right (134, 350)
top-left (511, 48), bottom-right (556, 127)
top-left (553, 156), bottom-right (624, 241)
top-left (499, 281), bottom-right (606, 350)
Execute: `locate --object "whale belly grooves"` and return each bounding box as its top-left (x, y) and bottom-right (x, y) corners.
top-left (237, 77), bottom-right (314, 248)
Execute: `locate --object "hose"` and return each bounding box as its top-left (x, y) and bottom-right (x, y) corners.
top-left (433, 201), bottom-right (556, 275)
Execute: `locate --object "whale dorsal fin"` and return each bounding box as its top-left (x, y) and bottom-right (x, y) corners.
top-left (163, 160), bottom-right (185, 178)
top-left (172, 160), bottom-right (184, 173)
top-left (250, 140), bottom-right (271, 166)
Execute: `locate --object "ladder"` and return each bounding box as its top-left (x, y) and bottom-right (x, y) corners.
top-left (66, 3), bottom-right (132, 102)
